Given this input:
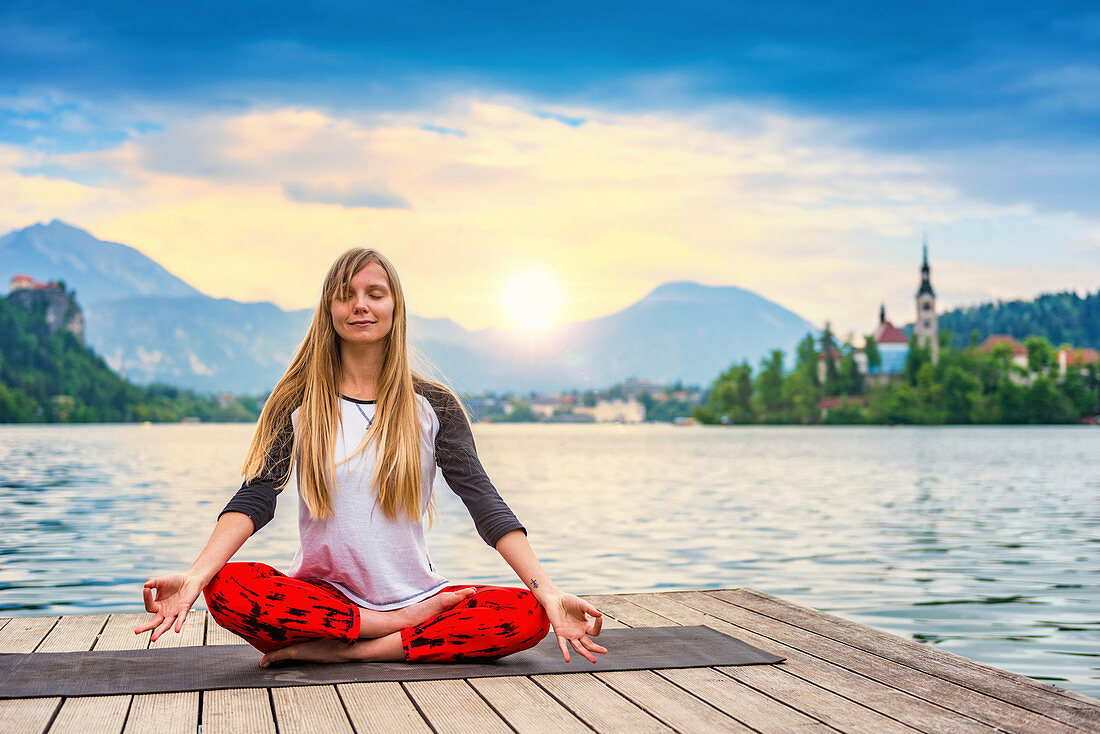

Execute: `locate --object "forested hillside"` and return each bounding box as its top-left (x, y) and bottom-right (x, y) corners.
top-left (0, 289), bottom-right (260, 423)
top-left (934, 290), bottom-right (1100, 349)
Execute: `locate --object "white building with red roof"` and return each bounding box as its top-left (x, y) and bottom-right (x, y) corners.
top-left (866, 304), bottom-right (911, 378)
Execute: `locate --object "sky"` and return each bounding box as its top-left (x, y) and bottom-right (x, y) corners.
top-left (2, 1), bottom-right (1099, 338)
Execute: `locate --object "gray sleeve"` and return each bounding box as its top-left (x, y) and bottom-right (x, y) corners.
top-left (218, 413), bottom-right (293, 535)
top-left (421, 383), bottom-right (526, 547)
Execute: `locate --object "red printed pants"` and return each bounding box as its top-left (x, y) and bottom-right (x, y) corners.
top-left (202, 562), bottom-right (551, 662)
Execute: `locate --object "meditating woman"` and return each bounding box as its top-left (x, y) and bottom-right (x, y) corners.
top-left (135, 248), bottom-right (606, 667)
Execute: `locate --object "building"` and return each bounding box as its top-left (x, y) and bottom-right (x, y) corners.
top-left (1057, 347), bottom-right (1099, 376)
top-left (594, 399), bottom-right (646, 423)
top-left (9, 274), bottom-right (57, 292)
top-left (865, 304), bottom-right (910, 382)
top-left (978, 335), bottom-right (1030, 385)
top-left (914, 238), bottom-right (939, 364)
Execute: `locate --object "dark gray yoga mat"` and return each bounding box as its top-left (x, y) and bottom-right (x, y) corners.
top-left (0, 626), bottom-right (784, 698)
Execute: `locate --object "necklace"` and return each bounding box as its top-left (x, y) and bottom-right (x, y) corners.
top-left (354, 402), bottom-right (375, 428)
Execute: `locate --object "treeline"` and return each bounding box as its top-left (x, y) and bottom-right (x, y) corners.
top-left (936, 289), bottom-right (1100, 350)
top-left (0, 291), bottom-right (260, 423)
top-left (694, 327), bottom-right (1099, 426)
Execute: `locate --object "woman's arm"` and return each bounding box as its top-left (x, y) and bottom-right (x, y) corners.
top-left (495, 529), bottom-right (608, 663)
top-left (135, 511), bottom-right (253, 641)
top-left (136, 413), bottom-right (294, 641)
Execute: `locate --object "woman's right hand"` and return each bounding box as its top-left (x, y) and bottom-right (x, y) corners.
top-left (135, 573), bottom-right (206, 642)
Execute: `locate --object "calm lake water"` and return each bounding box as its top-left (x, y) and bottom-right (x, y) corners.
top-left (1, 423), bottom-right (1097, 697)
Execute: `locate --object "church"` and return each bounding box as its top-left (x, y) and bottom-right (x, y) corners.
top-left (854, 242), bottom-right (938, 383)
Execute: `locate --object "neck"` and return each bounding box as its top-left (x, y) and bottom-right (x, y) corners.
top-left (339, 340), bottom-right (386, 400)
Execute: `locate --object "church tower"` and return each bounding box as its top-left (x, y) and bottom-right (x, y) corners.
top-left (914, 236), bottom-right (939, 364)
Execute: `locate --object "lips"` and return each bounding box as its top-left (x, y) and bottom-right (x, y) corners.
top-left (350, 321), bottom-right (375, 326)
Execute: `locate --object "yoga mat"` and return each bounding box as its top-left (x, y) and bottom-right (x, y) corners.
top-left (0, 626), bottom-right (784, 698)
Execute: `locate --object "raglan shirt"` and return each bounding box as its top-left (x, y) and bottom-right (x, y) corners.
top-left (217, 380), bottom-right (525, 610)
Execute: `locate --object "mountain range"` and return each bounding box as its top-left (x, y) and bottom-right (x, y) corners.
top-left (0, 220), bottom-right (818, 394)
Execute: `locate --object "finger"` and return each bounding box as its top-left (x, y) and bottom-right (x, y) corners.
top-left (174, 607), bottom-right (191, 633)
top-left (587, 614), bottom-right (603, 637)
top-left (557, 634), bottom-right (570, 663)
top-left (570, 636), bottom-right (597, 663)
top-left (152, 614), bottom-right (175, 642)
top-left (583, 603), bottom-right (602, 618)
top-left (143, 586), bottom-right (155, 613)
top-left (134, 614), bottom-right (163, 634)
top-left (581, 635), bottom-right (609, 654)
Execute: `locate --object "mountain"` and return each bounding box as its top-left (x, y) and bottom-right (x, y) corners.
top-left (1, 221), bottom-right (819, 394)
top-left (0, 220), bottom-right (202, 306)
top-left (0, 285), bottom-right (258, 423)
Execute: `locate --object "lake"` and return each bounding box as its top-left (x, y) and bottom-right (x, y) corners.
top-left (1, 423), bottom-right (1097, 697)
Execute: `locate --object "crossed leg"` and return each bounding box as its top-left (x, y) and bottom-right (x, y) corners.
top-left (203, 562), bottom-right (550, 665)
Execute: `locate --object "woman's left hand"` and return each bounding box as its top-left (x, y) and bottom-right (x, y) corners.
top-left (541, 592), bottom-right (608, 663)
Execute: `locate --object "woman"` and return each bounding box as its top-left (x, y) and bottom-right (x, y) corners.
top-left (135, 248), bottom-right (607, 667)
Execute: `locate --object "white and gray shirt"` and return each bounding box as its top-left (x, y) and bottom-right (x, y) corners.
top-left (218, 379), bottom-right (525, 610)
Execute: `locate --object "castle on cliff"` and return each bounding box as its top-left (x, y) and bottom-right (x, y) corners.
top-left (6, 274), bottom-right (85, 343)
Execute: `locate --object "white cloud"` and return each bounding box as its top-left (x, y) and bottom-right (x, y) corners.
top-left (1, 95), bottom-right (1097, 338)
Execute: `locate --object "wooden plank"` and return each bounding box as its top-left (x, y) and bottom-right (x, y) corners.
top-left (205, 613), bottom-right (250, 646)
top-left (122, 692), bottom-right (198, 734)
top-left (578, 594), bottom-right (629, 629)
top-left (148, 610), bottom-right (204, 649)
top-left (0, 617), bottom-right (58, 653)
top-left (733, 588), bottom-right (1100, 712)
top-left (714, 589), bottom-right (1100, 732)
top-left (403, 679), bottom-right (512, 734)
top-left (36, 614), bottom-right (108, 653)
top-left (717, 663), bottom-right (924, 734)
top-left (95, 613), bottom-right (150, 651)
top-left (47, 695), bottom-right (130, 734)
top-left (671, 591), bottom-right (1089, 734)
top-left (627, 591), bottom-right (998, 734)
top-left (596, 670), bottom-right (755, 733)
top-left (0, 698), bottom-right (61, 734)
top-left (581, 595), bottom-right (672, 628)
top-left (271, 686), bottom-right (353, 734)
top-left (202, 688), bottom-right (276, 734)
top-left (533, 673), bottom-right (674, 733)
top-left (338, 682), bottom-right (432, 734)
top-left (470, 676), bottom-right (591, 733)
top-left (658, 667), bottom-right (835, 733)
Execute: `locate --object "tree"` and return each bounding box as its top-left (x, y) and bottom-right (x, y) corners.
top-left (819, 322), bottom-right (840, 394)
top-left (942, 365), bottom-right (980, 423)
top-left (864, 335), bottom-right (882, 372)
top-left (1024, 336), bottom-right (1055, 374)
top-left (795, 333), bottom-right (819, 385)
top-left (756, 349), bottom-right (785, 418)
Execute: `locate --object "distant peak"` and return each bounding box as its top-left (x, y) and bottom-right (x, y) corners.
top-left (644, 280), bottom-right (750, 298)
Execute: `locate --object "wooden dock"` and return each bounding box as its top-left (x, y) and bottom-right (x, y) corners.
top-left (2, 588), bottom-right (1098, 733)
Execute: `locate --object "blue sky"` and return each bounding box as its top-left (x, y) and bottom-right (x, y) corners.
top-left (1, 1), bottom-right (1098, 334)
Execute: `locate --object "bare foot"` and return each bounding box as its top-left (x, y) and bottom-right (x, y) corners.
top-left (259, 638), bottom-right (354, 667)
top-left (260, 633), bottom-right (406, 667)
top-left (356, 587), bottom-right (478, 639)
top-left (399, 587), bottom-right (477, 628)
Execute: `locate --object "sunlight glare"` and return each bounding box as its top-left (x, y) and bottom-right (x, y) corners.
top-left (501, 270), bottom-right (562, 330)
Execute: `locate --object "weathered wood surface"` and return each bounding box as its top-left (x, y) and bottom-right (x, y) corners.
top-left (0, 588), bottom-right (1097, 734)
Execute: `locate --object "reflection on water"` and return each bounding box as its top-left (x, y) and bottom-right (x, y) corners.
top-left (1, 423), bottom-right (1098, 696)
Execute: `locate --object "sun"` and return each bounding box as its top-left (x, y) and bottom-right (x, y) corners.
top-left (501, 269), bottom-right (562, 330)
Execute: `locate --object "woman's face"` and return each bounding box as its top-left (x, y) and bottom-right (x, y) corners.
top-left (330, 261), bottom-right (396, 347)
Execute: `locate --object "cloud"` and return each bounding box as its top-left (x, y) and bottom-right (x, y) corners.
top-left (1, 95), bottom-right (1097, 339)
top-left (282, 180), bottom-right (409, 209)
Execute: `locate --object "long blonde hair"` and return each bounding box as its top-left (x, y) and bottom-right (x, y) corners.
top-left (242, 248), bottom-right (451, 523)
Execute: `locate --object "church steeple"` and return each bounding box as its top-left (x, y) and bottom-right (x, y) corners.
top-left (914, 234), bottom-right (939, 364)
top-left (917, 234), bottom-right (935, 298)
